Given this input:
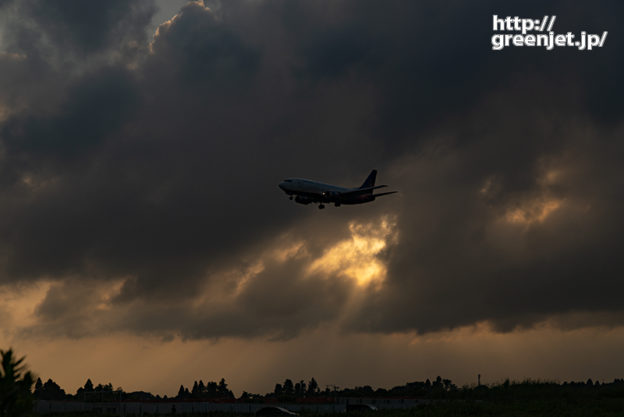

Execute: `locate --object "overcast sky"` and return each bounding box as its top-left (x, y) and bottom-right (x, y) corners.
top-left (0, 0), bottom-right (623, 396)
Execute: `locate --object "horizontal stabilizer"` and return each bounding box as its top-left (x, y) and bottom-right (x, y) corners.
top-left (373, 191), bottom-right (398, 198)
top-left (340, 185), bottom-right (387, 196)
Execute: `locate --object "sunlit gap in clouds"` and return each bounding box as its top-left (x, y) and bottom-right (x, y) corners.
top-left (308, 216), bottom-right (398, 288)
top-left (480, 167), bottom-right (567, 226)
top-left (222, 215), bottom-right (399, 299)
top-left (504, 198), bottom-right (563, 225)
top-left (0, 216), bottom-right (400, 341)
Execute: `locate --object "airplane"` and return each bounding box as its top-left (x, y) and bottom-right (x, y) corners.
top-left (278, 169), bottom-right (397, 209)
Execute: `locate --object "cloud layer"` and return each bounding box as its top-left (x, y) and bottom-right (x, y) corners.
top-left (0, 0), bottom-right (623, 342)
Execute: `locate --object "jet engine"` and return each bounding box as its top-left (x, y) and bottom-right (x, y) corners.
top-left (294, 195), bottom-right (313, 205)
top-left (321, 191), bottom-right (340, 201)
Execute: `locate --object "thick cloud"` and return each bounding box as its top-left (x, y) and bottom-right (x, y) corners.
top-left (1, 0), bottom-right (155, 59)
top-left (0, 0), bottom-right (623, 340)
top-left (350, 103), bottom-right (624, 334)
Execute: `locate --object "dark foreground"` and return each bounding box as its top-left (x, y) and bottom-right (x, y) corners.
top-left (43, 398), bottom-right (624, 417)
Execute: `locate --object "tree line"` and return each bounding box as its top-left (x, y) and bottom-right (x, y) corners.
top-left (3, 346), bottom-right (624, 417)
top-left (29, 374), bottom-right (624, 404)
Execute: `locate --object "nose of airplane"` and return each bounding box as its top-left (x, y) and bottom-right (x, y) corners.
top-left (278, 182), bottom-right (287, 191)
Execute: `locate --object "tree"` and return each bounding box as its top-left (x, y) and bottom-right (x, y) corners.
top-left (76, 378), bottom-right (94, 398)
top-left (206, 381), bottom-right (218, 396)
top-left (442, 379), bottom-right (455, 391)
top-left (34, 378), bottom-right (43, 395)
top-left (283, 379), bottom-right (294, 395)
top-left (307, 378), bottom-right (319, 395)
top-left (94, 383), bottom-right (112, 392)
top-left (217, 378), bottom-right (227, 394)
top-left (0, 348), bottom-right (35, 417)
top-left (38, 379), bottom-right (66, 400)
top-left (295, 380), bottom-right (306, 396)
top-left (217, 378), bottom-right (233, 398)
top-left (84, 379), bottom-right (94, 391)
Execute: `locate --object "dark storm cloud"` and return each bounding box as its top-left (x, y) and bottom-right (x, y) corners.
top-left (1, 0), bottom-right (623, 338)
top-left (27, 250), bottom-right (354, 340)
top-left (149, 2), bottom-right (259, 85)
top-left (349, 87), bottom-right (624, 334)
top-left (1, 0), bottom-right (155, 57)
top-left (3, 67), bottom-right (139, 164)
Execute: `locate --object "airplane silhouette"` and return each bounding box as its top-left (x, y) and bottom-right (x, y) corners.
top-left (278, 170), bottom-right (397, 209)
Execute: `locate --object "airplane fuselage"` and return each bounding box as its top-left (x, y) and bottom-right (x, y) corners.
top-left (278, 178), bottom-right (374, 205)
top-left (278, 170), bottom-right (395, 209)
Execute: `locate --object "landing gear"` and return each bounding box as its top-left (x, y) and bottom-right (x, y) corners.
top-left (318, 204), bottom-right (325, 209)
top-left (289, 195), bottom-right (293, 200)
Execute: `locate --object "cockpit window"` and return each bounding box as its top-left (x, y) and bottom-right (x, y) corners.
top-left (284, 179), bottom-right (292, 182)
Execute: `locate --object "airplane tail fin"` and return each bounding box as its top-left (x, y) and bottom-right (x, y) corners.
top-left (360, 169), bottom-right (377, 189)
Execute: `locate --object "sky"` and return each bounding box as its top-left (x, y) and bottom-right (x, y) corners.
top-left (0, 0), bottom-right (623, 397)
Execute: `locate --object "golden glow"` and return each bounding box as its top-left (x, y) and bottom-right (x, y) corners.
top-left (210, 217), bottom-right (397, 298)
top-left (0, 104), bottom-right (8, 123)
top-left (0, 282), bottom-right (51, 330)
top-left (307, 216), bottom-right (397, 287)
top-left (479, 177), bottom-right (493, 195)
top-left (270, 241), bottom-right (307, 263)
top-left (94, 279), bottom-right (127, 311)
top-left (20, 174), bottom-right (60, 192)
top-left (0, 52), bottom-right (26, 61)
top-left (505, 198), bottom-right (562, 225)
top-left (229, 241), bottom-right (307, 297)
top-left (542, 169), bottom-right (563, 185)
top-left (0, 279), bottom-right (133, 335)
top-left (231, 260), bottom-right (265, 296)
top-left (5, 321), bottom-right (624, 397)
top-left (150, 1), bottom-right (211, 53)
